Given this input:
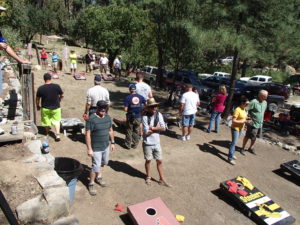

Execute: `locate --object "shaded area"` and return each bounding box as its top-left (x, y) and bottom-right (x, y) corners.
top-left (194, 120), bottom-right (209, 132)
top-left (209, 140), bottom-right (231, 149)
top-left (109, 160), bottom-right (145, 180)
top-left (67, 133), bottom-right (85, 144)
top-left (272, 169), bottom-right (300, 187)
top-left (77, 163), bottom-right (91, 189)
top-left (211, 189), bottom-right (247, 216)
top-left (197, 143), bottom-right (228, 163)
top-left (119, 214), bottom-right (134, 225)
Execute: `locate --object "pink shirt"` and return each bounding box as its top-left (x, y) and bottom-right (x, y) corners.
top-left (213, 93), bottom-right (227, 112)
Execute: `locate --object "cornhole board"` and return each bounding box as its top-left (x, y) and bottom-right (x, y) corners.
top-left (220, 177), bottom-right (295, 225)
top-left (74, 72), bottom-right (86, 80)
top-left (280, 160), bottom-right (300, 182)
top-left (127, 197), bottom-right (180, 225)
top-left (101, 73), bottom-right (115, 81)
top-left (61, 118), bottom-right (84, 136)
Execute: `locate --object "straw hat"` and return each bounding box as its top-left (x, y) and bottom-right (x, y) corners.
top-left (146, 97), bottom-right (159, 107)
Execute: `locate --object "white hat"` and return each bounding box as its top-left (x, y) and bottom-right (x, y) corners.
top-left (0, 6), bottom-right (6, 11)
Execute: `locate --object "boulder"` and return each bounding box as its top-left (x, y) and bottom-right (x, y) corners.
top-left (52, 215), bottom-right (80, 225)
top-left (35, 170), bottom-right (66, 188)
top-left (25, 140), bottom-right (42, 154)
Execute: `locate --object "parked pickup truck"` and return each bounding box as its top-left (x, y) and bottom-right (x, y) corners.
top-left (141, 66), bottom-right (167, 86)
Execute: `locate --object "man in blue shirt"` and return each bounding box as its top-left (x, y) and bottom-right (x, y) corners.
top-left (124, 84), bottom-right (146, 149)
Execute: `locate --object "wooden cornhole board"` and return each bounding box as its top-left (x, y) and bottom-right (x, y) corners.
top-left (127, 197), bottom-right (180, 225)
top-left (280, 160), bottom-right (300, 182)
top-left (220, 176), bottom-right (295, 225)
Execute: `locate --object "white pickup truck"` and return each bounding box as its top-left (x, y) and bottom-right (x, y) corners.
top-left (141, 66), bottom-right (168, 86)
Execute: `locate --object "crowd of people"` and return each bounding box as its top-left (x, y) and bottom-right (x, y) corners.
top-left (35, 62), bottom-right (269, 196)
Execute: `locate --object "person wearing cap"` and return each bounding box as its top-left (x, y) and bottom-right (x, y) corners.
top-left (0, 6), bottom-right (29, 64)
top-left (179, 84), bottom-right (200, 141)
top-left (36, 73), bottom-right (64, 141)
top-left (124, 84), bottom-right (146, 149)
top-left (228, 96), bottom-right (249, 165)
top-left (142, 97), bottom-right (171, 187)
top-left (83, 74), bottom-right (110, 119)
top-left (85, 100), bottom-right (115, 196)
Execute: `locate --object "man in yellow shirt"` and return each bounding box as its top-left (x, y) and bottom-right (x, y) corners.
top-left (228, 97), bottom-right (249, 165)
top-left (69, 50), bottom-right (77, 75)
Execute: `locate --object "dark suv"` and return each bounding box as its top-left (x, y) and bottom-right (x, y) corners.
top-left (165, 70), bottom-right (212, 99)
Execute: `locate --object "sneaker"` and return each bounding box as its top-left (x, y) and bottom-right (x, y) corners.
top-left (96, 177), bottom-right (107, 187)
top-left (206, 129), bottom-right (210, 133)
top-left (177, 135), bottom-right (186, 141)
top-left (186, 135), bottom-right (191, 140)
top-left (233, 155), bottom-right (237, 160)
top-left (240, 149), bottom-right (246, 155)
top-left (88, 184), bottom-right (97, 196)
top-left (229, 160), bottom-right (236, 165)
top-left (55, 134), bottom-right (60, 142)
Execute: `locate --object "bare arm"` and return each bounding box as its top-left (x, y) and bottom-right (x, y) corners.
top-left (148, 91), bottom-right (153, 99)
top-left (124, 106), bottom-right (128, 112)
top-left (109, 127), bottom-right (115, 151)
top-left (179, 103), bottom-right (184, 115)
top-left (36, 96), bottom-right (41, 111)
top-left (85, 130), bottom-right (93, 157)
top-left (0, 43), bottom-right (29, 64)
top-left (59, 94), bottom-right (64, 101)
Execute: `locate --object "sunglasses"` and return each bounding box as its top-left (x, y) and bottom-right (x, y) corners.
top-left (149, 105), bottom-right (158, 109)
top-left (97, 106), bottom-right (107, 111)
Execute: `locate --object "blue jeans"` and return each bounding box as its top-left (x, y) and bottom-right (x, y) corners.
top-left (207, 111), bottom-right (221, 132)
top-left (228, 128), bottom-right (242, 161)
top-left (182, 114), bottom-right (196, 127)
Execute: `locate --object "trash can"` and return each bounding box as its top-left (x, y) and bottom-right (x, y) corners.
top-left (54, 157), bottom-right (83, 204)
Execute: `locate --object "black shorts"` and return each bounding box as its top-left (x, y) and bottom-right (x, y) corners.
top-left (245, 125), bottom-right (261, 140)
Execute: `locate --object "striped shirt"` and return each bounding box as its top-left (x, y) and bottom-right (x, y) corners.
top-left (86, 114), bottom-right (112, 152)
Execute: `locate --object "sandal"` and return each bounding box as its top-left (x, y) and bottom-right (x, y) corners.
top-left (158, 179), bottom-right (172, 187)
top-left (145, 176), bottom-right (152, 185)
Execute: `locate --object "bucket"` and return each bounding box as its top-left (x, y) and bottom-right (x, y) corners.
top-left (54, 157), bottom-right (83, 204)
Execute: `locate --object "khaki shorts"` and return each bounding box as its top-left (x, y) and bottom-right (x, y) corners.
top-left (245, 125), bottom-right (261, 140)
top-left (92, 146), bottom-right (110, 173)
top-left (143, 144), bottom-right (162, 160)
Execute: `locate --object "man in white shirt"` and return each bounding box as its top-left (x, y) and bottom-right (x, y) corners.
top-left (99, 54), bottom-right (109, 75)
top-left (83, 75), bottom-right (110, 119)
top-left (113, 56), bottom-right (121, 80)
top-left (135, 73), bottom-right (153, 101)
top-left (179, 84), bottom-right (200, 141)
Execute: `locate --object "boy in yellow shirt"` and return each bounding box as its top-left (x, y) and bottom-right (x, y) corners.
top-left (69, 50), bottom-right (77, 75)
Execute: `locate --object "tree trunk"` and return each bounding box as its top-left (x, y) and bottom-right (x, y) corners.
top-left (241, 58), bottom-right (248, 77)
top-left (223, 47), bottom-right (240, 119)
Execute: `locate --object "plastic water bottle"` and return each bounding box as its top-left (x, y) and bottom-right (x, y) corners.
top-left (41, 137), bottom-right (50, 154)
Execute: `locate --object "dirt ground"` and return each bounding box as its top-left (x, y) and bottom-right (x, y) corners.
top-left (1, 40), bottom-right (300, 225)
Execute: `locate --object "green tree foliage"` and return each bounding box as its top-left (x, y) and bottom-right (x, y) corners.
top-left (73, 4), bottom-right (147, 64)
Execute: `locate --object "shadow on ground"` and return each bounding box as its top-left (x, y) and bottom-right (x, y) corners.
top-left (197, 143), bottom-right (228, 163)
top-left (119, 214), bottom-right (134, 225)
top-left (78, 163), bottom-right (91, 189)
top-left (109, 160), bottom-right (145, 180)
top-left (272, 169), bottom-right (300, 187)
top-left (209, 140), bottom-right (231, 149)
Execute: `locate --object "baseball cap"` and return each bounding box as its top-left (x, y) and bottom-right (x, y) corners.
top-left (0, 6), bottom-right (7, 11)
top-left (96, 100), bottom-right (108, 108)
top-left (129, 83), bottom-right (136, 91)
top-left (43, 73), bottom-right (52, 81)
top-left (94, 75), bottom-right (101, 82)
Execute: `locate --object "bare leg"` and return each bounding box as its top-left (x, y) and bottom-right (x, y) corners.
top-left (242, 136), bottom-right (249, 150)
top-left (145, 160), bottom-right (151, 177)
top-left (89, 171), bottom-right (96, 184)
top-left (157, 160), bottom-right (164, 181)
top-left (45, 126), bottom-right (50, 136)
top-left (248, 138), bottom-right (256, 150)
top-left (187, 126), bottom-right (193, 135)
top-left (182, 126), bottom-right (188, 136)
